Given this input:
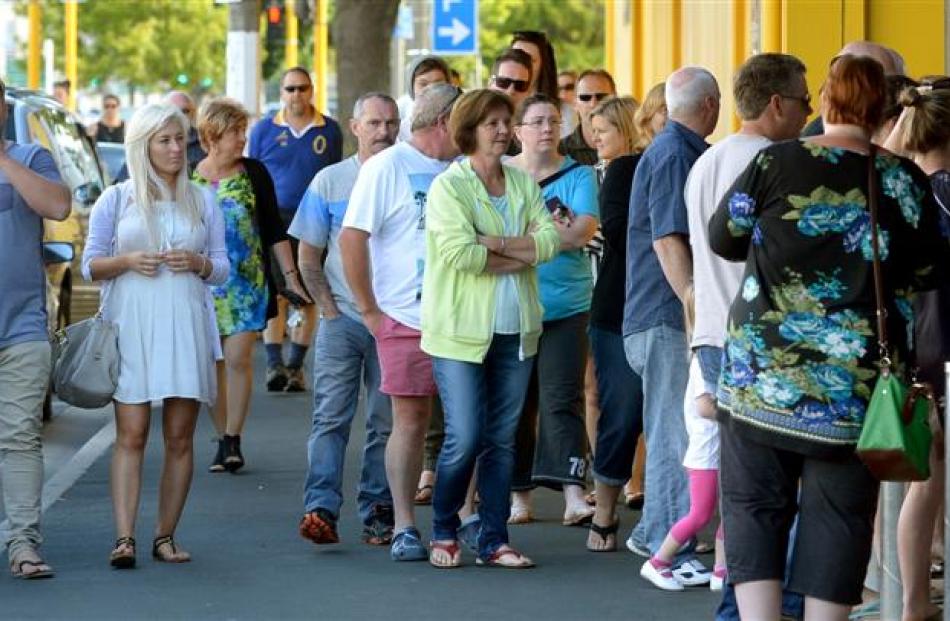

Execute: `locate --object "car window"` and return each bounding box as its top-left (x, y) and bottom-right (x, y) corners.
top-left (29, 106), bottom-right (102, 192)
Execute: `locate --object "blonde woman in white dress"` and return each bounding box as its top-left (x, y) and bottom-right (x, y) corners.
top-left (82, 104), bottom-right (229, 569)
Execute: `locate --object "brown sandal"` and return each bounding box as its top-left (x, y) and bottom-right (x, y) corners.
top-left (476, 545), bottom-right (535, 569)
top-left (152, 535), bottom-right (190, 563)
top-left (110, 536), bottom-right (136, 569)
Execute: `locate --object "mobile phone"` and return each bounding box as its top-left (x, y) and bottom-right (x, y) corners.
top-left (545, 197), bottom-right (574, 223)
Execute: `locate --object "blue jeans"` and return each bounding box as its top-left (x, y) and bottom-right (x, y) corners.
top-left (589, 326), bottom-right (644, 485)
top-left (623, 325), bottom-right (693, 560)
top-left (431, 334), bottom-right (534, 559)
top-left (303, 314), bottom-right (392, 524)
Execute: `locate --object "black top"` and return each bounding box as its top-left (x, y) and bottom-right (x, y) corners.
top-left (241, 157), bottom-right (289, 321)
top-left (95, 121), bottom-right (125, 144)
top-left (590, 154), bottom-right (640, 332)
top-left (710, 140), bottom-right (948, 457)
top-left (559, 125), bottom-right (598, 165)
top-left (914, 170), bottom-right (950, 398)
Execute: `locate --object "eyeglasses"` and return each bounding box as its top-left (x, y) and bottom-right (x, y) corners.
top-left (558, 83), bottom-right (575, 92)
top-left (492, 76), bottom-right (531, 93)
top-left (578, 92), bottom-right (610, 103)
top-left (780, 92), bottom-right (812, 107)
top-left (519, 117), bottom-right (561, 129)
top-left (104, 103), bottom-right (118, 109)
top-left (283, 84), bottom-right (311, 93)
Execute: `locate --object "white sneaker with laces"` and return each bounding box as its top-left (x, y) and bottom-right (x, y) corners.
top-left (640, 560), bottom-right (684, 591)
top-left (672, 559), bottom-right (712, 586)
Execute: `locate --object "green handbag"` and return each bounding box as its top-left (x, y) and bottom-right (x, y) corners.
top-left (855, 143), bottom-right (934, 481)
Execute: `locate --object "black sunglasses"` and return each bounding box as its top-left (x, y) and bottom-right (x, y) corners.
top-left (578, 92), bottom-right (610, 103)
top-left (924, 77), bottom-right (950, 90)
top-left (283, 84), bottom-right (311, 93)
top-left (492, 76), bottom-right (531, 93)
top-left (558, 83), bottom-right (575, 92)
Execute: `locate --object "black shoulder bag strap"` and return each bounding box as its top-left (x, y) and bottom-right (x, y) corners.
top-left (538, 162), bottom-right (583, 189)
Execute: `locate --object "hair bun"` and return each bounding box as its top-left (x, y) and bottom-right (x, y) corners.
top-left (900, 86), bottom-right (923, 108)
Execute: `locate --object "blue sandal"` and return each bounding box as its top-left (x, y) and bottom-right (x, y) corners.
top-left (390, 527), bottom-right (427, 561)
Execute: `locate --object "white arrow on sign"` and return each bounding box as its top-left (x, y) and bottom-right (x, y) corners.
top-left (437, 17), bottom-right (471, 46)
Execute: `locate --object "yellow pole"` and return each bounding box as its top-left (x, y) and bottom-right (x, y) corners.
top-left (64, 0), bottom-right (78, 110)
top-left (27, 0), bottom-right (42, 90)
top-left (604, 1), bottom-right (615, 78)
top-left (313, 0), bottom-right (328, 112)
top-left (732, 0), bottom-right (749, 131)
top-left (761, 0), bottom-right (783, 53)
top-left (285, 0), bottom-right (298, 68)
top-left (671, 0), bottom-right (682, 70)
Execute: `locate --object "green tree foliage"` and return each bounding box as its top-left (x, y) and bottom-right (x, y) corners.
top-left (447, 0), bottom-right (605, 86)
top-left (16, 0), bottom-right (228, 93)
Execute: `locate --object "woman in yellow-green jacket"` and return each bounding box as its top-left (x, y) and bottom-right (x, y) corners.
top-left (421, 89), bottom-right (560, 569)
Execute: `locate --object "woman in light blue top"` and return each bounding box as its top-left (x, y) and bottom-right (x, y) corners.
top-left (507, 94), bottom-right (600, 525)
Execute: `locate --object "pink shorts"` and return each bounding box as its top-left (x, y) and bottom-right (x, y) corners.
top-left (374, 314), bottom-right (438, 397)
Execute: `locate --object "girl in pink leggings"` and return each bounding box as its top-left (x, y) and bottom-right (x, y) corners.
top-left (639, 355), bottom-right (724, 591)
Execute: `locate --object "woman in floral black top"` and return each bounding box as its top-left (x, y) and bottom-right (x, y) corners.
top-left (709, 56), bottom-right (949, 616)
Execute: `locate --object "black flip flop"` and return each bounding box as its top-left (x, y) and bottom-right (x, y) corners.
top-left (586, 520), bottom-right (619, 552)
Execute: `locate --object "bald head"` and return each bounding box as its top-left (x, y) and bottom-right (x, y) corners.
top-left (165, 91), bottom-right (196, 122)
top-left (838, 41), bottom-right (905, 76)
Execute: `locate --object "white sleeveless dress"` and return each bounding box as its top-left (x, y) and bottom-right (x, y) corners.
top-left (106, 201), bottom-right (216, 404)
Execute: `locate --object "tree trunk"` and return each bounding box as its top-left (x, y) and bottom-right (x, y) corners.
top-left (334, 0), bottom-right (399, 155)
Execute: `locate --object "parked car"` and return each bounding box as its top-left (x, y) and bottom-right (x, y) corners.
top-left (4, 87), bottom-right (108, 330)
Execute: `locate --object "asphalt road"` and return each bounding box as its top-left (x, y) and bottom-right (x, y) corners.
top-left (0, 346), bottom-right (721, 620)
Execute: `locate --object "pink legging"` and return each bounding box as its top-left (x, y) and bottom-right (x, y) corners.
top-left (670, 468), bottom-right (723, 545)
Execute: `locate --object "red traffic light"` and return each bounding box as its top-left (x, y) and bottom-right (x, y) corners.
top-left (267, 5), bottom-right (281, 24)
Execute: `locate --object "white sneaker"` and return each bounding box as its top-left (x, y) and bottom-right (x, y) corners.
top-left (640, 560), bottom-right (684, 591)
top-left (625, 535), bottom-right (651, 558)
top-left (672, 559), bottom-right (712, 586)
top-left (710, 573), bottom-right (724, 591)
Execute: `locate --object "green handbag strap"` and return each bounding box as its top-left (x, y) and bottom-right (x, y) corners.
top-left (866, 142), bottom-right (890, 366)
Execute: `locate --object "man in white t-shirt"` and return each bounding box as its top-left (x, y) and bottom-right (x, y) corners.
top-left (339, 83), bottom-right (461, 562)
top-left (687, 53), bottom-right (811, 407)
top-left (684, 53), bottom-right (810, 609)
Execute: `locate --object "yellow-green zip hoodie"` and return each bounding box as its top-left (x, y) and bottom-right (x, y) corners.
top-left (421, 158), bottom-right (561, 364)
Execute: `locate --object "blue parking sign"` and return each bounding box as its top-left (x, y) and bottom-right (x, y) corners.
top-left (431, 0), bottom-right (478, 55)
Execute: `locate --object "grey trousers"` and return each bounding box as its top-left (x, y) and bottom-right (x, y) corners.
top-left (0, 340), bottom-right (50, 557)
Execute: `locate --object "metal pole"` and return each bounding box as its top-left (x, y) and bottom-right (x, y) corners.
top-left (880, 481), bottom-right (904, 620)
top-left (27, 0), bottom-right (41, 90)
top-left (64, 0), bottom-right (78, 110)
top-left (284, 0), bottom-right (298, 69)
top-left (313, 0), bottom-right (328, 113)
top-left (225, 0), bottom-right (260, 116)
top-left (944, 362), bottom-right (950, 621)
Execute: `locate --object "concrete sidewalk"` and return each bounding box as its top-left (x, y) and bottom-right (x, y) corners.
top-left (0, 346), bottom-right (720, 620)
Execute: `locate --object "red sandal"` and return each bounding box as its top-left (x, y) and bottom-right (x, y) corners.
top-left (429, 540), bottom-right (462, 568)
top-left (476, 545), bottom-right (535, 569)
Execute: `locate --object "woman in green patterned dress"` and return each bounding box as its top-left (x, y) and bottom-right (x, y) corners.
top-left (195, 98), bottom-right (311, 472)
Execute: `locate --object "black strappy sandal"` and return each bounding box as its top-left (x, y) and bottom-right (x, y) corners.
top-left (109, 536), bottom-right (136, 569)
top-left (586, 520), bottom-right (619, 553)
top-left (152, 535), bottom-right (190, 563)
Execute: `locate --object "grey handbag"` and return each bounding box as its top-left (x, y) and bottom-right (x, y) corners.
top-left (50, 196), bottom-right (121, 408)
top-left (51, 312), bottom-right (119, 408)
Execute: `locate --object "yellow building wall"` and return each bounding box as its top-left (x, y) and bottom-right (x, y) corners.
top-left (607, 0), bottom-right (947, 138)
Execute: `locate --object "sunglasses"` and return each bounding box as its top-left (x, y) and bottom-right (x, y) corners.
top-left (104, 103), bottom-right (118, 109)
top-left (283, 84), bottom-right (311, 93)
top-left (924, 77), bottom-right (950, 90)
top-left (779, 92), bottom-right (812, 107)
top-left (558, 83), bottom-right (575, 92)
top-left (492, 76), bottom-right (531, 93)
top-left (578, 92), bottom-right (610, 102)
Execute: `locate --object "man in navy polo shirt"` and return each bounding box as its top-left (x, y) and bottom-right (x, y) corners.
top-left (249, 66), bottom-right (343, 392)
top-left (622, 66), bottom-right (720, 586)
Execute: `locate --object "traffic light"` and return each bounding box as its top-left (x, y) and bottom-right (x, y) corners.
top-left (176, 73), bottom-right (189, 86)
top-left (267, 4), bottom-right (281, 24)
